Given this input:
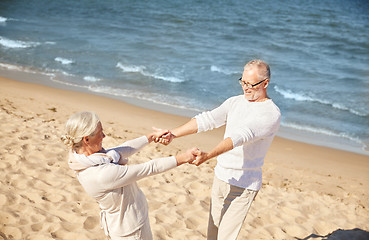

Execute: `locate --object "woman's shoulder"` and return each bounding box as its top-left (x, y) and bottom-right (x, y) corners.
top-left (78, 163), bottom-right (127, 184)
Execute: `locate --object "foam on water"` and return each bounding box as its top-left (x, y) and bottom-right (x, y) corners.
top-left (83, 76), bottom-right (101, 82)
top-left (0, 36), bottom-right (41, 49)
top-left (116, 62), bottom-right (185, 83)
top-left (0, 62), bottom-right (21, 71)
top-left (0, 62), bottom-right (55, 78)
top-left (210, 65), bottom-right (240, 75)
top-left (274, 86), bottom-right (368, 117)
top-left (55, 57), bottom-right (74, 65)
top-left (116, 63), bottom-right (146, 73)
top-left (282, 121), bottom-right (363, 145)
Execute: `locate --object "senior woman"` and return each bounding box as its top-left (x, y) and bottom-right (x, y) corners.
top-left (61, 111), bottom-right (197, 240)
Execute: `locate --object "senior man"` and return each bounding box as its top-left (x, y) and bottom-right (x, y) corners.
top-left (156, 59), bottom-right (281, 240)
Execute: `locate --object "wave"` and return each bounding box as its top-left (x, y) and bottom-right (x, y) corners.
top-left (274, 86), bottom-right (368, 117)
top-left (0, 62), bottom-right (22, 71)
top-left (281, 121), bottom-right (363, 145)
top-left (0, 62), bottom-right (55, 78)
top-left (116, 62), bottom-right (185, 83)
top-left (0, 16), bottom-right (7, 23)
top-left (0, 62), bottom-right (198, 113)
top-left (210, 65), bottom-right (239, 75)
top-left (83, 76), bottom-right (101, 82)
top-left (116, 63), bottom-right (146, 73)
top-left (88, 85), bottom-right (202, 112)
top-left (0, 36), bottom-right (41, 49)
top-left (55, 57), bottom-right (74, 65)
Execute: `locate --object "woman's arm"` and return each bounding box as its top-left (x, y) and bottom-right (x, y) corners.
top-left (104, 148), bottom-right (197, 190)
top-left (109, 129), bottom-right (169, 160)
top-left (109, 136), bottom-right (149, 160)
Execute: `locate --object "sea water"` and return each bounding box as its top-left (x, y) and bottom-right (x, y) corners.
top-left (0, 0), bottom-right (368, 155)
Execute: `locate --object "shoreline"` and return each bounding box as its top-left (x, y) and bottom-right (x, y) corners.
top-left (1, 75), bottom-right (368, 239)
top-left (0, 64), bottom-right (368, 156)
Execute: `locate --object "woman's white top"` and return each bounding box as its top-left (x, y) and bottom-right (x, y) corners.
top-left (74, 136), bottom-right (177, 237)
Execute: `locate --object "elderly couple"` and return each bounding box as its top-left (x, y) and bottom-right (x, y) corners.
top-left (61, 60), bottom-right (281, 240)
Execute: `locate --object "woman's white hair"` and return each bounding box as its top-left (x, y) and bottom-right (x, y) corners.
top-left (61, 111), bottom-right (100, 150)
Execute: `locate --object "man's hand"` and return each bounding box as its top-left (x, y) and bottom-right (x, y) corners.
top-left (153, 129), bottom-right (175, 145)
top-left (147, 127), bottom-right (170, 143)
top-left (190, 138), bottom-right (233, 166)
top-left (191, 149), bottom-right (209, 166)
top-left (175, 147), bottom-right (199, 166)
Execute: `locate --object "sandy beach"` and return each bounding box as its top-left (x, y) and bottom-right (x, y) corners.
top-left (0, 76), bottom-right (368, 240)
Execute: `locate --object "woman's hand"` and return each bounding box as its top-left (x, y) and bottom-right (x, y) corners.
top-left (189, 150), bottom-right (209, 166)
top-left (147, 127), bottom-right (170, 143)
top-left (175, 147), bottom-right (199, 166)
top-left (155, 131), bottom-right (175, 145)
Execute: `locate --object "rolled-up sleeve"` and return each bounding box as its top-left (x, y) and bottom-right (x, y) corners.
top-left (195, 98), bottom-right (230, 132)
top-left (228, 127), bottom-right (255, 148)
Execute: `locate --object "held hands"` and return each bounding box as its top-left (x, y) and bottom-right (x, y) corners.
top-left (175, 148), bottom-right (209, 166)
top-left (175, 147), bottom-right (198, 166)
top-left (190, 149), bottom-right (208, 166)
top-left (152, 127), bottom-right (175, 145)
top-left (147, 127), bottom-right (170, 143)
top-left (150, 127), bottom-right (209, 166)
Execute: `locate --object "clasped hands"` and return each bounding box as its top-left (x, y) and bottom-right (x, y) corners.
top-left (151, 128), bottom-right (208, 166)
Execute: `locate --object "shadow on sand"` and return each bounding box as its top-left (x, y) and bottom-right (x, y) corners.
top-left (297, 228), bottom-right (369, 240)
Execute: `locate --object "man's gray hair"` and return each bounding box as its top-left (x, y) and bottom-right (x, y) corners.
top-left (244, 59), bottom-right (271, 81)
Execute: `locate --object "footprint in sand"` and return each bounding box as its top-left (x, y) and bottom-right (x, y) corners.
top-left (0, 226), bottom-right (21, 240)
top-left (0, 193), bottom-right (7, 206)
top-left (31, 223), bottom-right (44, 232)
top-left (0, 212), bottom-right (17, 225)
top-left (83, 216), bottom-right (100, 230)
top-left (30, 212), bottom-right (47, 222)
top-left (168, 194), bottom-right (187, 205)
top-left (154, 213), bottom-right (172, 224)
top-left (184, 216), bottom-right (200, 229)
top-left (0, 160), bottom-right (10, 170)
top-left (61, 221), bottom-right (81, 232)
top-left (12, 175), bottom-right (32, 190)
top-left (313, 220), bottom-right (337, 236)
top-left (0, 232), bottom-right (8, 240)
top-left (282, 225), bottom-right (307, 239)
top-left (42, 192), bottom-right (65, 203)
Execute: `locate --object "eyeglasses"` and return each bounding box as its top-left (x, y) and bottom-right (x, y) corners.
top-left (238, 77), bottom-right (267, 89)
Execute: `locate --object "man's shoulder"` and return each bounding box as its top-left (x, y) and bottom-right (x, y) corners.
top-left (266, 100), bottom-right (281, 115)
top-left (224, 95), bottom-right (244, 103)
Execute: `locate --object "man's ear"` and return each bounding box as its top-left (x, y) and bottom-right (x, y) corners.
top-left (263, 79), bottom-right (270, 89)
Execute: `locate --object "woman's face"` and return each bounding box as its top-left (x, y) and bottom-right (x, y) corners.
top-left (88, 122), bottom-right (105, 153)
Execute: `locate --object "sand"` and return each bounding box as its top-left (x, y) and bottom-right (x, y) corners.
top-left (0, 76), bottom-right (368, 240)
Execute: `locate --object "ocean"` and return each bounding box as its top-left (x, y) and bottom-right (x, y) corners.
top-left (0, 0), bottom-right (368, 155)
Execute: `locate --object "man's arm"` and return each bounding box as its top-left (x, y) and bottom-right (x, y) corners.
top-left (156, 97), bottom-right (231, 145)
top-left (155, 118), bottom-right (198, 145)
top-left (171, 118), bottom-right (198, 137)
top-left (191, 137), bottom-right (233, 166)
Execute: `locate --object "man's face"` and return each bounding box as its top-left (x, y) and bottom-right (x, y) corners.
top-left (240, 67), bottom-right (267, 101)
